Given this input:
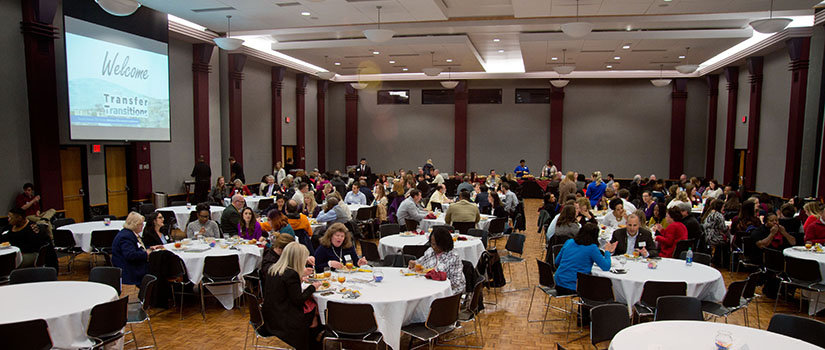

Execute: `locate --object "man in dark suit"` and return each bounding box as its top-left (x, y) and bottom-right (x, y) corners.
top-left (610, 214), bottom-right (658, 258)
top-left (190, 155), bottom-right (211, 203)
top-left (354, 158), bottom-right (372, 182)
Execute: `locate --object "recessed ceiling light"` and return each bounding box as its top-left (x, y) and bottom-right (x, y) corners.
top-left (626, 26), bottom-right (632, 31)
top-left (389, 60), bottom-right (396, 64)
top-left (372, 51), bottom-right (380, 55)
top-left (614, 56), bottom-right (621, 60)
top-left (446, 59), bottom-right (453, 63)
top-left (678, 55), bottom-right (686, 59)
top-left (498, 49), bottom-right (504, 53)
top-left (334, 62), bottom-right (341, 66)
top-left (402, 67), bottom-right (408, 71)
top-left (663, 0), bottom-right (672, 2)
top-left (551, 57), bottom-right (558, 60)
top-left (606, 65), bottom-right (613, 69)
top-left (301, 11), bottom-right (311, 16)
top-left (622, 45), bottom-right (631, 49)
top-left (493, 38), bottom-right (500, 42)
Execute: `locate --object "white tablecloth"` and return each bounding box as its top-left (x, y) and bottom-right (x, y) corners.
top-left (164, 242), bottom-right (263, 309)
top-left (314, 267), bottom-right (452, 350)
top-left (225, 196), bottom-right (267, 211)
top-left (0, 281), bottom-right (119, 349)
top-left (378, 234), bottom-right (485, 264)
top-left (783, 247), bottom-right (825, 315)
top-left (156, 205), bottom-right (224, 229)
top-left (347, 204), bottom-right (369, 213)
top-left (591, 257), bottom-right (726, 308)
top-left (420, 213), bottom-right (493, 233)
top-left (61, 221), bottom-right (126, 252)
top-left (609, 320), bottom-right (822, 350)
top-left (0, 245), bottom-right (22, 267)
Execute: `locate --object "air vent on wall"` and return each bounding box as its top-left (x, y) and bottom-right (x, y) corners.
top-left (192, 6), bottom-right (236, 12)
top-left (276, 2), bottom-right (301, 7)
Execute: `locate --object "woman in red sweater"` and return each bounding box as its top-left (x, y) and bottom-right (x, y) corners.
top-left (803, 202), bottom-right (825, 244)
top-left (653, 206), bottom-right (688, 258)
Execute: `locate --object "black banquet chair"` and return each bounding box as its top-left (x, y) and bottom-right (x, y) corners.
top-left (89, 266), bottom-right (122, 295)
top-left (86, 296), bottom-right (129, 349)
top-left (0, 319), bottom-right (53, 350)
top-left (243, 292), bottom-right (293, 349)
top-left (401, 293), bottom-right (462, 350)
top-left (526, 259), bottom-right (576, 335)
top-left (402, 244), bottom-right (429, 259)
top-left (324, 301), bottom-right (384, 349)
top-left (654, 296), bottom-right (704, 321)
top-left (199, 255), bottom-right (242, 319)
top-left (126, 274), bottom-right (158, 349)
top-left (590, 304), bottom-right (631, 349)
top-left (379, 224), bottom-right (401, 238)
top-left (632, 281), bottom-right (687, 323)
top-left (9, 267), bottom-right (57, 285)
top-left (767, 313), bottom-right (825, 348)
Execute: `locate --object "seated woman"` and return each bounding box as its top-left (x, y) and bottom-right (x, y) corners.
top-left (373, 185), bottom-right (388, 223)
top-left (238, 207), bottom-right (265, 240)
top-left (112, 212), bottom-right (156, 286)
top-left (232, 179), bottom-right (252, 196)
top-left (648, 202), bottom-right (668, 229)
top-left (667, 190), bottom-right (690, 209)
top-left (262, 242), bottom-right (322, 350)
top-left (313, 222), bottom-right (367, 272)
top-left (804, 202), bottom-right (825, 244)
top-left (731, 200), bottom-right (763, 242)
top-left (261, 209), bottom-right (295, 236)
top-left (602, 198), bottom-right (627, 230)
top-left (553, 223), bottom-right (617, 295)
top-left (1, 208), bottom-right (51, 267)
top-left (652, 207), bottom-right (688, 258)
top-left (302, 192), bottom-right (320, 218)
top-left (408, 227), bottom-right (467, 295)
top-left (142, 212), bottom-right (170, 247)
top-left (209, 176), bottom-right (229, 204)
top-left (548, 204), bottom-right (580, 246)
top-left (749, 213), bottom-right (796, 265)
top-left (186, 203), bottom-right (221, 239)
top-left (315, 197), bottom-right (347, 225)
top-left (575, 197), bottom-right (598, 226)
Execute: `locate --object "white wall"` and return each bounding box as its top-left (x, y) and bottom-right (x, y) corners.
top-left (755, 49), bottom-right (792, 195)
top-left (685, 80), bottom-right (709, 177)
top-left (735, 65), bottom-right (750, 149)
top-left (714, 74), bottom-right (729, 182)
top-left (801, 27), bottom-right (825, 196)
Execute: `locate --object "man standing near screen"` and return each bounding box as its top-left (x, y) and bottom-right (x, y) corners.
top-left (229, 156), bottom-right (245, 184)
top-left (190, 155), bottom-right (211, 203)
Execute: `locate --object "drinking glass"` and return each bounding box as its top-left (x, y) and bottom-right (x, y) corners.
top-left (323, 267), bottom-right (331, 278)
top-left (618, 255), bottom-right (627, 269)
top-left (103, 217), bottom-right (111, 226)
top-left (337, 274), bottom-right (346, 284)
top-left (373, 270), bottom-right (384, 283)
top-left (186, 202), bottom-right (192, 209)
top-left (714, 330), bottom-right (733, 350)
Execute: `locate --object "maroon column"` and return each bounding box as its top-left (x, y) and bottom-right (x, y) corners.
top-left (705, 75), bottom-right (720, 180)
top-left (128, 142), bottom-right (153, 200)
top-left (296, 74), bottom-right (308, 170)
top-left (670, 79), bottom-right (688, 179)
top-left (192, 43), bottom-right (213, 163)
top-left (549, 85), bottom-right (565, 170)
top-left (345, 84), bottom-right (359, 166)
top-left (454, 81), bottom-right (468, 173)
top-left (20, 0), bottom-right (63, 210)
top-left (317, 80), bottom-right (328, 172)
top-left (227, 53), bottom-right (247, 164)
top-left (784, 37), bottom-right (811, 197)
top-left (723, 67), bottom-right (739, 186)
top-left (744, 57), bottom-right (764, 191)
top-left (271, 67), bottom-right (285, 167)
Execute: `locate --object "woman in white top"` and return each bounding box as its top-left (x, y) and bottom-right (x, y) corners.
top-left (603, 198), bottom-right (628, 229)
top-left (702, 179), bottom-right (723, 200)
top-left (273, 161), bottom-right (286, 185)
top-left (667, 191), bottom-right (691, 209)
top-left (540, 160), bottom-right (557, 178)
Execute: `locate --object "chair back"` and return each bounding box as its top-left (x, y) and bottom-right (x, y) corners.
top-left (186, 211), bottom-right (199, 226)
top-left (138, 274), bottom-right (158, 310)
top-left (52, 218), bottom-right (75, 228)
top-left (488, 218), bottom-right (506, 235)
top-left (404, 220), bottom-right (419, 231)
top-left (294, 229), bottom-right (314, 255)
top-left (355, 207), bottom-right (372, 221)
top-left (91, 215), bottom-right (117, 222)
top-left (402, 244), bottom-right (429, 259)
top-left (89, 266), bottom-right (122, 295)
top-left (360, 241), bottom-right (381, 262)
top-left (90, 229), bottom-right (118, 250)
top-left (590, 304), bottom-right (631, 346)
top-left (257, 198), bottom-right (274, 212)
top-left (785, 256), bottom-right (823, 283)
top-left (243, 292), bottom-right (265, 329)
top-left (467, 228), bottom-right (487, 247)
top-left (549, 244), bottom-right (565, 270)
top-left (432, 225), bottom-right (454, 233)
top-left (721, 279), bottom-right (748, 308)
top-left (743, 271), bottom-right (766, 299)
top-left (379, 224), bottom-right (401, 238)
top-left (536, 259), bottom-right (556, 288)
top-left (763, 248), bottom-right (785, 274)
top-left (0, 319), bottom-right (52, 350)
top-left (576, 273), bottom-right (614, 302)
top-left (326, 301), bottom-right (379, 336)
top-left (156, 210), bottom-right (177, 228)
top-left (654, 296), bottom-right (703, 321)
top-left (425, 293), bottom-right (462, 329)
top-left (0, 252), bottom-right (16, 279)
top-left (504, 233), bottom-right (526, 255)
top-left (430, 202), bottom-right (443, 212)
top-left (556, 343), bottom-right (567, 350)
top-left (672, 239), bottom-right (696, 260)
top-left (87, 296), bottom-right (128, 340)
top-left (638, 281), bottom-right (687, 308)
top-left (382, 254), bottom-right (415, 267)
top-left (170, 201), bottom-right (188, 207)
top-left (678, 250), bottom-right (711, 265)
top-left (138, 203), bottom-right (155, 215)
top-left (453, 222), bottom-right (475, 235)
top-left (467, 278), bottom-right (485, 314)
top-left (767, 313), bottom-right (825, 348)
top-left (9, 267), bottom-right (57, 284)
top-left (53, 229), bottom-right (77, 248)
top-left (203, 255), bottom-right (240, 281)
top-left (34, 244), bottom-right (50, 268)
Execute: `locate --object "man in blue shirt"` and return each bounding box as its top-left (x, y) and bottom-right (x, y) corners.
top-left (344, 183), bottom-right (367, 205)
top-left (514, 159), bottom-right (530, 178)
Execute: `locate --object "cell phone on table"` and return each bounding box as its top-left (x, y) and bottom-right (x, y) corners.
top-left (321, 291), bottom-right (334, 296)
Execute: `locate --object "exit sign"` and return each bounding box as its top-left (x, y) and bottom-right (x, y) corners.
top-left (741, 115), bottom-right (747, 124)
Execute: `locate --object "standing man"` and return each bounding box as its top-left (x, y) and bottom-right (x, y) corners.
top-left (355, 158), bottom-right (372, 182)
top-left (191, 155), bottom-right (211, 203)
top-left (220, 194), bottom-right (245, 236)
top-left (229, 156), bottom-right (245, 184)
top-left (514, 160), bottom-right (530, 178)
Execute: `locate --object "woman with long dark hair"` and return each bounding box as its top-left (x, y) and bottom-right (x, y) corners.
top-left (553, 223), bottom-right (616, 295)
top-left (238, 207), bottom-right (265, 240)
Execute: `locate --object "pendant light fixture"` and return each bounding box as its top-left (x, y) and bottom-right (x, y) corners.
top-left (675, 47), bottom-right (699, 74)
top-left (554, 49), bottom-right (575, 75)
top-left (750, 0), bottom-right (792, 34)
top-left (651, 64), bottom-right (672, 87)
top-left (350, 67), bottom-right (368, 90)
top-left (547, 41), bottom-right (569, 87)
top-left (561, 0), bottom-right (593, 38)
top-left (315, 56), bottom-right (336, 80)
top-left (440, 67), bottom-right (459, 89)
top-left (422, 51), bottom-right (443, 77)
top-left (213, 15), bottom-right (244, 51)
top-left (95, 0), bottom-right (141, 16)
top-left (363, 6), bottom-right (395, 43)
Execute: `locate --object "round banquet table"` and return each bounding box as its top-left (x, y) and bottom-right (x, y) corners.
top-left (420, 213), bottom-right (494, 233)
top-left (783, 247), bottom-right (825, 315)
top-left (61, 220), bottom-right (125, 252)
top-left (314, 267), bottom-right (453, 350)
top-left (156, 205), bottom-right (224, 228)
top-left (163, 241), bottom-right (263, 309)
top-left (591, 257), bottom-right (726, 308)
top-left (609, 320), bottom-right (822, 350)
top-left (0, 245), bottom-right (22, 267)
top-left (378, 234), bottom-right (485, 265)
top-left (0, 281), bottom-right (119, 349)
top-left (225, 196), bottom-right (265, 211)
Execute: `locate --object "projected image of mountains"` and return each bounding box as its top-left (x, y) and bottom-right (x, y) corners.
top-left (68, 78), bottom-right (169, 128)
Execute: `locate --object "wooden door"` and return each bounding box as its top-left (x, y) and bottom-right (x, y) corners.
top-left (736, 150), bottom-right (746, 189)
top-left (105, 146), bottom-right (128, 218)
top-left (60, 147), bottom-right (85, 222)
top-left (282, 146), bottom-right (295, 166)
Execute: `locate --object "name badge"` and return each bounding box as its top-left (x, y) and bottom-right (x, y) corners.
top-left (639, 241), bottom-right (646, 248)
top-left (344, 255), bottom-right (352, 262)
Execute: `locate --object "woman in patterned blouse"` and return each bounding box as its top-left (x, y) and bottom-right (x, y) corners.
top-left (408, 227), bottom-right (466, 294)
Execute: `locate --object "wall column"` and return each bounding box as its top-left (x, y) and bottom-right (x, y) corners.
top-left (20, 0), bottom-right (63, 210)
top-left (317, 81), bottom-right (328, 172)
top-left (227, 53), bottom-right (247, 164)
top-left (705, 75), bottom-right (719, 180)
top-left (345, 84), bottom-right (358, 166)
top-left (192, 43), bottom-right (213, 163)
top-left (128, 142), bottom-right (152, 200)
top-left (670, 78), bottom-right (688, 179)
top-left (744, 56), bottom-right (764, 191)
top-left (723, 67), bottom-right (739, 186)
top-left (296, 74), bottom-right (308, 170)
top-left (549, 85), bottom-right (565, 170)
top-left (454, 81), bottom-right (468, 173)
top-left (271, 67), bottom-right (285, 167)
top-left (784, 37), bottom-right (811, 197)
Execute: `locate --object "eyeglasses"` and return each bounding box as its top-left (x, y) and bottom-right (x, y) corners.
top-left (198, 214), bottom-right (210, 218)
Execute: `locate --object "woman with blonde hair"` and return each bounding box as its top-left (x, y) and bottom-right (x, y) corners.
top-left (667, 190), bottom-right (691, 209)
top-left (302, 191), bottom-right (319, 218)
top-left (210, 176), bottom-right (229, 204)
top-left (576, 197), bottom-right (597, 226)
top-left (392, 180), bottom-right (405, 196)
top-left (373, 185), bottom-right (388, 222)
top-left (112, 212), bottom-right (153, 286)
top-left (586, 171), bottom-right (607, 208)
top-left (559, 171), bottom-right (577, 201)
top-left (262, 242), bottom-right (322, 350)
top-left (232, 178), bottom-right (252, 196)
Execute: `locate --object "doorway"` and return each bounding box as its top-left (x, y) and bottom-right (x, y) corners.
top-left (105, 146), bottom-right (128, 218)
top-left (282, 145), bottom-right (296, 170)
top-left (735, 149), bottom-right (746, 190)
top-left (59, 146), bottom-right (88, 222)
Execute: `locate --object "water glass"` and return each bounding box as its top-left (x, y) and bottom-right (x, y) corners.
top-left (715, 330), bottom-right (733, 350)
top-left (618, 255), bottom-right (627, 269)
top-left (373, 270), bottom-right (384, 283)
top-left (103, 217), bottom-right (111, 226)
top-left (186, 202), bottom-right (192, 209)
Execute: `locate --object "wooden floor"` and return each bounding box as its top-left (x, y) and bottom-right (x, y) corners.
top-left (56, 199), bottom-right (822, 349)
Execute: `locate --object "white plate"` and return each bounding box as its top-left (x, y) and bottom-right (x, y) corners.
top-left (0, 245), bottom-right (12, 250)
